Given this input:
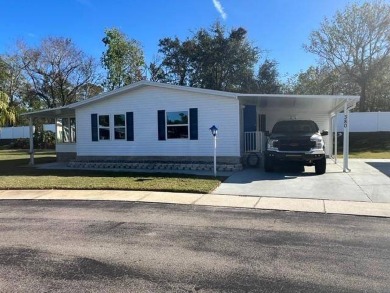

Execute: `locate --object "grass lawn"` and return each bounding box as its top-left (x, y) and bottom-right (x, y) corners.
top-left (348, 151), bottom-right (390, 159)
top-left (0, 131), bottom-right (388, 193)
top-left (337, 132), bottom-right (390, 159)
top-left (0, 150), bottom-right (221, 193)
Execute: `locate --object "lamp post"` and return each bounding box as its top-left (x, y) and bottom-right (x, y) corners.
top-left (209, 125), bottom-right (218, 177)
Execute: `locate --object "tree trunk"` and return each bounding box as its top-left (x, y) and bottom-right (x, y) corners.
top-left (359, 83), bottom-right (367, 112)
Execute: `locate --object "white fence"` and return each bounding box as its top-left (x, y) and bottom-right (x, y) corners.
top-left (0, 126), bottom-right (32, 139)
top-left (0, 124), bottom-right (55, 139)
top-left (244, 131), bottom-right (266, 153)
top-left (336, 112), bottom-right (390, 132)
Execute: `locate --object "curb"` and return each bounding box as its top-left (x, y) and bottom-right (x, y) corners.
top-left (0, 190), bottom-right (389, 218)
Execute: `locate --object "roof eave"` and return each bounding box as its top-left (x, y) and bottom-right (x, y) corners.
top-left (20, 106), bottom-right (74, 118)
top-left (238, 94), bottom-right (360, 100)
top-left (69, 80), bottom-right (238, 109)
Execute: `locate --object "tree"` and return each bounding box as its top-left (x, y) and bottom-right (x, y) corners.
top-left (291, 65), bottom-right (360, 96)
top-left (157, 22), bottom-right (259, 92)
top-left (147, 58), bottom-right (167, 83)
top-left (365, 57), bottom-right (390, 111)
top-left (101, 28), bottom-right (145, 90)
top-left (0, 53), bottom-right (26, 107)
top-left (158, 37), bottom-right (193, 85)
top-left (255, 59), bottom-right (281, 94)
top-left (0, 54), bottom-right (30, 125)
top-left (0, 57), bottom-right (6, 85)
top-left (0, 91), bottom-right (16, 126)
top-left (77, 83), bottom-right (104, 100)
top-left (18, 37), bottom-right (99, 108)
top-left (189, 23), bottom-right (259, 92)
top-left (305, 1), bottom-right (390, 111)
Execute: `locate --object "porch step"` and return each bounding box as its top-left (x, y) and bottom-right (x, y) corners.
top-left (67, 161), bottom-right (243, 172)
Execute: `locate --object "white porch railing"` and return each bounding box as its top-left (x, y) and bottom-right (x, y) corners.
top-left (244, 131), bottom-right (266, 153)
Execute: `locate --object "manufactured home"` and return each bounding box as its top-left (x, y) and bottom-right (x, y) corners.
top-left (23, 81), bottom-right (359, 172)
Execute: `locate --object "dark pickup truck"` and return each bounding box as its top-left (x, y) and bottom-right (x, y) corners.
top-left (264, 120), bottom-right (328, 174)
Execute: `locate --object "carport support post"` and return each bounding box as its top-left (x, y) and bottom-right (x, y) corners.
top-left (333, 115), bottom-right (337, 164)
top-left (342, 102), bottom-right (350, 172)
top-left (29, 117), bottom-right (34, 165)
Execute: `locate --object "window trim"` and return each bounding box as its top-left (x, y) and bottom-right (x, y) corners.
top-left (98, 114), bottom-right (111, 141)
top-left (95, 114), bottom-right (130, 141)
top-left (56, 117), bottom-right (76, 144)
top-left (166, 110), bottom-right (189, 140)
top-left (114, 113), bottom-right (126, 140)
top-left (70, 117), bottom-right (76, 143)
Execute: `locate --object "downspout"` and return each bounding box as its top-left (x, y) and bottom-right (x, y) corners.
top-left (29, 117), bottom-right (34, 165)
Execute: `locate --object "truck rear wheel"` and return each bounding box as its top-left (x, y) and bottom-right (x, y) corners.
top-left (315, 157), bottom-right (326, 175)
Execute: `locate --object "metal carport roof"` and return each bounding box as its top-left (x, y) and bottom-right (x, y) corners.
top-left (237, 94), bottom-right (359, 115)
top-left (237, 93), bottom-right (360, 172)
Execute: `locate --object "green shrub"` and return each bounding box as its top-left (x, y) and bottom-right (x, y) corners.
top-left (34, 131), bottom-right (55, 149)
top-left (10, 138), bottom-right (30, 149)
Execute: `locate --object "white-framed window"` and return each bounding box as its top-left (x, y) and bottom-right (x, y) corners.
top-left (114, 114), bottom-right (126, 140)
top-left (166, 111), bottom-right (188, 139)
top-left (56, 117), bottom-right (76, 143)
top-left (70, 118), bottom-right (76, 142)
top-left (99, 115), bottom-right (110, 140)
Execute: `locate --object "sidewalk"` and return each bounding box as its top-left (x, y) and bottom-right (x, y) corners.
top-left (1, 189), bottom-right (390, 218)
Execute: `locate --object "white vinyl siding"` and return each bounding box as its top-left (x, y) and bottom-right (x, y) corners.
top-left (75, 86), bottom-right (240, 157)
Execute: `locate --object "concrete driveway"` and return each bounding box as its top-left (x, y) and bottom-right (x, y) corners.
top-left (213, 159), bottom-right (390, 203)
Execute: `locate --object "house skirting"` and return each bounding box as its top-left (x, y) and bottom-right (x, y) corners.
top-left (57, 152), bottom-right (77, 162)
top-left (65, 155), bottom-right (242, 172)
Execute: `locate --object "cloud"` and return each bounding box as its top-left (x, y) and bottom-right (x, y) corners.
top-left (212, 0), bottom-right (227, 20)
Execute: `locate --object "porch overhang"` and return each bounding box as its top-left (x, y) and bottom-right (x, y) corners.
top-left (21, 107), bottom-right (75, 119)
top-left (21, 106), bottom-right (76, 165)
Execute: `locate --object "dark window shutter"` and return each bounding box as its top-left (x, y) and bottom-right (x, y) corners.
top-left (126, 112), bottom-right (134, 141)
top-left (157, 110), bottom-right (166, 140)
top-left (91, 113), bottom-right (98, 141)
top-left (189, 108), bottom-right (198, 140)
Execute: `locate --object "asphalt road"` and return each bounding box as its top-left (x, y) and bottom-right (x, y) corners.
top-left (0, 200), bottom-right (389, 293)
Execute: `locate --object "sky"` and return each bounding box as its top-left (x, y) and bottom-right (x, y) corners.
top-left (0, 0), bottom-right (369, 80)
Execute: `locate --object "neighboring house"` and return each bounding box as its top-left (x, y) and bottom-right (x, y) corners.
top-left (22, 81), bottom-right (359, 171)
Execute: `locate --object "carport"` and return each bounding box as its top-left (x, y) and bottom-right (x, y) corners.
top-left (238, 94), bottom-right (360, 172)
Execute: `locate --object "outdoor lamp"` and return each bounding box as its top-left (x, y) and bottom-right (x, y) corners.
top-left (209, 125), bottom-right (218, 176)
top-left (209, 125), bottom-right (218, 137)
